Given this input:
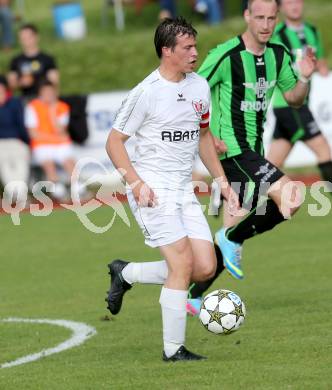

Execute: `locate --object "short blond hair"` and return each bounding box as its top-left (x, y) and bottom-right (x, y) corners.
top-left (247, 0), bottom-right (279, 11)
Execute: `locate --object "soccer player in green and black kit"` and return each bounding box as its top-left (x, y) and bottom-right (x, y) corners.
top-left (267, 0), bottom-right (332, 185)
top-left (186, 0), bottom-right (317, 314)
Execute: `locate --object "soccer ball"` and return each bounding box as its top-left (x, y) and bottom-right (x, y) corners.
top-left (199, 289), bottom-right (246, 335)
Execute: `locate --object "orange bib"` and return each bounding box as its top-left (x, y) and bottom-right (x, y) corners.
top-left (29, 99), bottom-right (71, 148)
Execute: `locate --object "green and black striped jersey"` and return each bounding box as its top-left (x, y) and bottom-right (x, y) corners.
top-left (199, 35), bottom-right (297, 159)
top-left (272, 21), bottom-right (324, 108)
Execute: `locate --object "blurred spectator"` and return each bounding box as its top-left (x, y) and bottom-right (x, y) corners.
top-left (0, 75), bottom-right (30, 207)
top-left (159, 0), bottom-right (176, 19)
top-left (0, 0), bottom-right (14, 50)
top-left (159, 0), bottom-right (222, 24)
top-left (24, 80), bottom-right (79, 200)
top-left (8, 23), bottom-right (59, 100)
top-left (195, 0), bottom-right (223, 24)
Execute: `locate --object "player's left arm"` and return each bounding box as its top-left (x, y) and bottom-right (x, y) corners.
top-left (199, 127), bottom-right (239, 212)
top-left (282, 48), bottom-right (316, 108)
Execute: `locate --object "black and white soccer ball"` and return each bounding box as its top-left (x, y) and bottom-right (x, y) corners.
top-left (199, 289), bottom-right (246, 334)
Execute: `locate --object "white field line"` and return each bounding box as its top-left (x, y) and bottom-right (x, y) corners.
top-left (0, 318), bottom-right (97, 369)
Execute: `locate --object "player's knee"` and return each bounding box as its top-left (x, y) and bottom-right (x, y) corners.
top-left (195, 260), bottom-right (216, 282)
top-left (169, 255), bottom-right (194, 279)
top-left (202, 263), bottom-right (216, 281)
top-left (279, 181), bottom-right (304, 218)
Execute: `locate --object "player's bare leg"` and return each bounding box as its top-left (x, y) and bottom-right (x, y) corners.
top-left (267, 139), bottom-right (293, 168)
top-left (267, 175), bottom-right (303, 218)
top-left (158, 237), bottom-right (208, 361)
top-left (186, 238), bottom-right (217, 315)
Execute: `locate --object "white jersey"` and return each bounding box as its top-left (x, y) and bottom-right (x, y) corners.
top-left (112, 69), bottom-right (210, 190)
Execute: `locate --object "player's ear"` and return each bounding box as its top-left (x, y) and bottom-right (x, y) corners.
top-left (244, 8), bottom-right (250, 23)
top-left (162, 46), bottom-right (171, 58)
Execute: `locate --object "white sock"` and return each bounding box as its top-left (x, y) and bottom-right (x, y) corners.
top-left (159, 287), bottom-right (188, 358)
top-left (121, 260), bottom-right (168, 285)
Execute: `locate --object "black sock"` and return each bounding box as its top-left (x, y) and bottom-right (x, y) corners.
top-left (318, 161), bottom-right (332, 192)
top-left (188, 244), bottom-right (225, 299)
top-left (227, 199), bottom-right (286, 244)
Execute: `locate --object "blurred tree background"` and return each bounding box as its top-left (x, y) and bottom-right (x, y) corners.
top-left (0, 0), bottom-right (331, 94)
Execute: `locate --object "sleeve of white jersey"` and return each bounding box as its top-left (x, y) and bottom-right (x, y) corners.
top-left (112, 84), bottom-right (148, 136)
top-left (199, 82), bottom-right (211, 130)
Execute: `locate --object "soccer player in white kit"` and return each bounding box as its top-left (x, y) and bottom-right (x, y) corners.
top-left (105, 17), bottom-right (238, 362)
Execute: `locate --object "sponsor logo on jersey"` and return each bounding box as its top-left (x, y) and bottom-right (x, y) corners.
top-left (254, 162), bottom-right (277, 183)
top-left (177, 93), bottom-right (186, 102)
top-left (161, 129), bottom-right (200, 142)
top-left (241, 77), bottom-right (276, 112)
top-left (240, 99), bottom-right (271, 112)
top-left (192, 99), bottom-right (208, 118)
top-left (256, 57), bottom-right (265, 66)
top-left (243, 78), bottom-right (276, 99)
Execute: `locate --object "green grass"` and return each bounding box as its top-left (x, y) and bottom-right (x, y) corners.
top-left (1, 0), bottom-right (332, 93)
top-left (0, 194), bottom-right (331, 389)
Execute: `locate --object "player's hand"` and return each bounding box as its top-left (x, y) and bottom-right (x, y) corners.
top-left (213, 137), bottom-right (228, 154)
top-left (222, 184), bottom-right (240, 216)
top-left (132, 182), bottom-right (158, 208)
top-left (214, 178), bottom-right (240, 215)
top-left (297, 47), bottom-right (317, 79)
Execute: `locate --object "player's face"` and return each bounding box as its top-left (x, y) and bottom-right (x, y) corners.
top-left (281, 0), bottom-right (304, 21)
top-left (245, 0), bottom-right (278, 45)
top-left (170, 34), bottom-right (198, 73)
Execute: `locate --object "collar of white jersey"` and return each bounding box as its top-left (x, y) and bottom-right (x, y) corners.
top-left (156, 68), bottom-right (190, 86)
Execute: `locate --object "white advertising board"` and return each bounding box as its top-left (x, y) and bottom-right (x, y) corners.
top-left (74, 74), bottom-right (332, 181)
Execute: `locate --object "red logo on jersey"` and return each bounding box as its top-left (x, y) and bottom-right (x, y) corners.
top-left (192, 99), bottom-right (207, 118)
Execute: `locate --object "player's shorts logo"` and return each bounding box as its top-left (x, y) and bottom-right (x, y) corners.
top-left (254, 162), bottom-right (277, 183)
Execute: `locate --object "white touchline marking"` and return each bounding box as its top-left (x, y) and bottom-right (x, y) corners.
top-left (0, 318), bottom-right (97, 369)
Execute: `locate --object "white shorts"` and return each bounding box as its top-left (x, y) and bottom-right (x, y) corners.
top-left (127, 188), bottom-right (213, 248)
top-left (32, 144), bottom-right (74, 165)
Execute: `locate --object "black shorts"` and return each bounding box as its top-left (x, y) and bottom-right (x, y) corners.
top-left (221, 150), bottom-right (284, 211)
top-left (273, 105), bottom-right (321, 143)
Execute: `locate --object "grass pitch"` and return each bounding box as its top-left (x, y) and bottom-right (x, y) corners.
top-left (0, 194), bottom-right (331, 389)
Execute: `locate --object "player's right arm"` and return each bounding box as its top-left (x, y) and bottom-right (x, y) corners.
top-left (106, 85), bottom-right (157, 207)
top-left (106, 130), bottom-right (156, 207)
